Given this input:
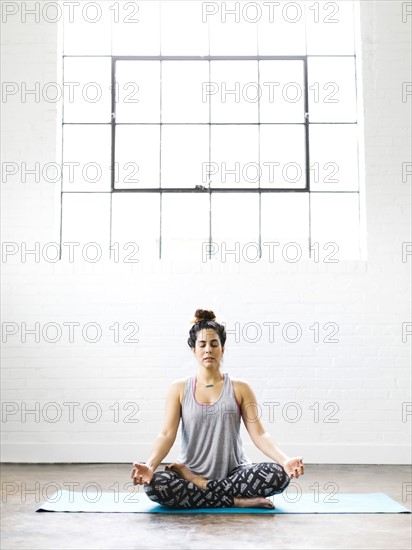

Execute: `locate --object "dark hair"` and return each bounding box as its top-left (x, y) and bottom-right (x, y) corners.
top-left (187, 308), bottom-right (227, 349)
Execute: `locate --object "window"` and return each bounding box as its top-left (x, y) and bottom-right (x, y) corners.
top-left (60, 0), bottom-right (364, 262)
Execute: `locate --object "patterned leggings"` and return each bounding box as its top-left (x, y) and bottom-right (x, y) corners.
top-left (143, 462), bottom-right (291, 509)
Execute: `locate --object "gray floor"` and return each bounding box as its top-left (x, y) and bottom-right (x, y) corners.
top-left (1, 463), bottom-right (411, 550)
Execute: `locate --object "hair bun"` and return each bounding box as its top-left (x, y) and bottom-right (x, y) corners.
top-left (192, 308), bottom-right (216, 324)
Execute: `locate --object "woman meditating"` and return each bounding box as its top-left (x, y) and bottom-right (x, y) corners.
top-left (131, 309), bottom-right (305, 509)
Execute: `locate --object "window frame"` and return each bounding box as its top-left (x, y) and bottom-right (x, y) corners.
top-left (110, 54), bottom-right (311, 194)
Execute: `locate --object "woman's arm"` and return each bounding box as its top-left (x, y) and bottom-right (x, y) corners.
top-left (132, 380), bottom-right (182, 480)
top-left (237, 380), bottom-right (303, 475)
top-left (250, 431), bottom-right (290, 465)
top-left (145, 380), bottom-right (182, 469)
top-left (144, 433), bottom-right (175, 472)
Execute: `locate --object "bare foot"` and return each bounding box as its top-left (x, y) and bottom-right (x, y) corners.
top-left (165, 463), bottom-right (209, 490)
top-left (234, 497), bottom-right (275, 509)
top-left (165, 462), bottom-right (200, 482)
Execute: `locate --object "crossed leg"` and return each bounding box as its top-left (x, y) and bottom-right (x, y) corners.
top-left (206, 462), bottom-right (291, 509)
top-left (143, 469), bottom-right (233, 509)
top-left (144, 462), bottom-right (291, 509)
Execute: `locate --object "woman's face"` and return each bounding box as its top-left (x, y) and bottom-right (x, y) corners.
top-left (192, 328), bottom-right (224, 368)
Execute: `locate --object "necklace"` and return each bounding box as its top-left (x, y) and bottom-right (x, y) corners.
top-left (196, 373), bottom-right (224, 388)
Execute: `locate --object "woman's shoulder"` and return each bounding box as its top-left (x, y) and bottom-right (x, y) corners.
top-left (168, 377), bottom-right (190, 391)
top-left (168, 377), bottom-right (191, 403)
top-left (228, 375), bottom-right (250, 388)
top-left (227, 375), bottom-right (253, 405)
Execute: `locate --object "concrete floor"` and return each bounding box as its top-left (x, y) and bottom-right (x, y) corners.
top-left (1, 463), bottom-right (411, 550)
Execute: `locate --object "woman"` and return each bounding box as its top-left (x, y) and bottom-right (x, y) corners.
top-left (131, 309), bottom-right (305, 509)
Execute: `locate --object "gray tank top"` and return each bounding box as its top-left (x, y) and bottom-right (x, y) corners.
top-left (176, 372), bottom-right (252, 479)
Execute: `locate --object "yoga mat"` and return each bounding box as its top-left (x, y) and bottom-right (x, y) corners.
top-left (36, 490), bottom-right (411, 514)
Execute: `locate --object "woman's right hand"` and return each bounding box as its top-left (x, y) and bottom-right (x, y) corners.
top-left (131, 462), bottom-right (154, 485)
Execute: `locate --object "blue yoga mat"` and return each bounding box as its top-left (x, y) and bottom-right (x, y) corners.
top-left (36, 490), bottom-right (411, 514)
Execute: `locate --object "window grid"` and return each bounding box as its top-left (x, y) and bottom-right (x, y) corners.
top-left (60, 1), bottom-right (361, 261)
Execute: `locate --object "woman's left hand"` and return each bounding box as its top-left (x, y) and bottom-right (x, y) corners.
top-left (282, 456), bottom-right (305, 479)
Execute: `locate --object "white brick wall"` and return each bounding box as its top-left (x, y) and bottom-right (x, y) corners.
top-left (1, 1), bottom-right (411, 464)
